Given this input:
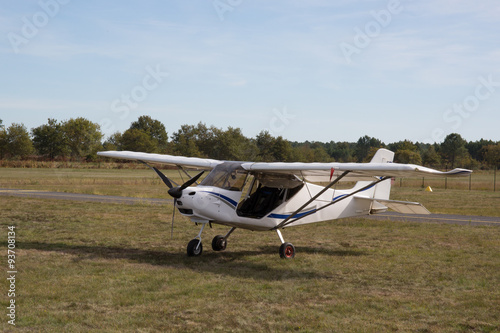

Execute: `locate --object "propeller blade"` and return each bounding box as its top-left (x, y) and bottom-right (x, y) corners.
top-left (180, 171), bottom-right (205, 190)
top-left (139, 160), bottom-right (178, 189)
top-left (152, 166), bottom-right (175, 189)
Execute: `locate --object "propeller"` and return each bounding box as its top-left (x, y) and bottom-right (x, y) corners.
top-left (167, 171), bottom-right (205, 198)
top-left (142, 161), bottom-right (204, 239)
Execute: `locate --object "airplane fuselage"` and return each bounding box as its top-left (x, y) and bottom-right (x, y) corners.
top-left (175, 182), bottom-right (379, 231)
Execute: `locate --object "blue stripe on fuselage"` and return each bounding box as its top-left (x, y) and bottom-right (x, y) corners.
top-left (268, 208), bottom-right (317, 219)
top-left (201, 191), bottom-right (238, 208)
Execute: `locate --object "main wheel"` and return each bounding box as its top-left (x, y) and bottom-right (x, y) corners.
top-left (211, 235), bottom-right (227, 251)
top-left (187, 239), bottom-right (203, 256)
top-left (279, 242), bottom-right (295, 259)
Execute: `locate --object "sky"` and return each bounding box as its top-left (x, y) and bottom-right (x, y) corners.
top-left (1, 0), bottom-right (499, 144)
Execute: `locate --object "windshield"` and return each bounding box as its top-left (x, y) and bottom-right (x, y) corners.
top-left (200, 162), bottom-right (249, 191)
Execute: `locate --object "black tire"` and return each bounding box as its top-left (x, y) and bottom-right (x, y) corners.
top-left (279, 242), bottom-right (295, 259)
top-left (211, 235), bottom-right (227, 251)
top-left (187, 239), bottom-right (202, 256)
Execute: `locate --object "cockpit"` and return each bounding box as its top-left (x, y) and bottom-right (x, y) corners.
top-left (199, 161), bottom-right (305, 219)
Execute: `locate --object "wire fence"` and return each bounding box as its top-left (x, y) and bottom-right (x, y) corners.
top-left (397, 169), bottom-right (498, 192)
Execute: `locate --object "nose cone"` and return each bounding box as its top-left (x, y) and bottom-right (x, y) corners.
top-left (168, 186), bottom-right (183, 198)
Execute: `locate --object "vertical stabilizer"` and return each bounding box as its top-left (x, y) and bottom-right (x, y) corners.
top-left (371, 149), bottom-right (394, 200)
top-left (353, 149), bottom-right (394, 200)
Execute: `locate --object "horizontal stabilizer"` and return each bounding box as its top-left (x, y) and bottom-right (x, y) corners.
top-left (354, 196), bottom-right (431, 215)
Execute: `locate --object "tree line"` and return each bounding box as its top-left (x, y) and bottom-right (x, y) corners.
top-left (0, 116), bottom-right (499, 169)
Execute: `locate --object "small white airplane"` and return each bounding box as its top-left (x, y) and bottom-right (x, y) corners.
top-left (97, 149), bottom-right (471, 259)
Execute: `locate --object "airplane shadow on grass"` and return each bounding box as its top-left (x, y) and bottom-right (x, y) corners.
top-left (17, 241), bottom-right (367, 281)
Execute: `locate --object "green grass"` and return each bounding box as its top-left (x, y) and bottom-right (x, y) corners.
top-left (1, 196), bottom-right (499, 332)
top-left (390, 187), bottom-right (500, 216)
top-left (0, 168), bottom-right (180, 199)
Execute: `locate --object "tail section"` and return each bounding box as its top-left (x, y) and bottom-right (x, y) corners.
top-left (353, 148), bottom-right (394, 200)
top-left (352, 149), bottom-right (431, 215)
top-left (370, 148), bottom-right (394, 200)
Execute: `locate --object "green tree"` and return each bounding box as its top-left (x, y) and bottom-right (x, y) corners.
top-left (212, 127), bottom-right (256, 161)
top-left (0, 123), bottom-right (7, 159)
top-left (62, 118), bottom-right (103, 159)
top-left (32, 119), bottom-right (68, 158)
top-left (3, 123), bottom-right (34, 158)
top-left (272, 136), bottom-right (295, 162)
top-left (422, 145), bottom-right (441, 167)
top-left (171, 124), bottom-right (203, 157)
top-left (255, 131), bottom-right (295, 162)
top-left (395, 149), bottom-right (422, 164)
top-left (355, 135), bottom-right (384, 162)
top-left (440, 133), bottom-right (468, 168)
top-left (388, 140), bottom-right (418, 153)
top-left (255, 130), bottom-right (276, 161)
top-left (120, 128), bottom-right (157, 153)
top-left (467, 139), bottom-right (495, 163)
top-left (327, 141), bottom-right (354, 162)
top-left (102, 132), bottom-right (123, 151)
top-left (482, 144), bottom-right (500, 168)
top-left (130, 116), bottom-right (168, 152)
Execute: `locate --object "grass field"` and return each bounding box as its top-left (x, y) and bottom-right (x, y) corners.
top-left (1, 168), bottom-right (500, 332)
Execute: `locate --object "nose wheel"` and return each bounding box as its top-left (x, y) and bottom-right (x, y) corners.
top-left (187, 239), bottom-right (202, 256)
top-left (186, 222), bottom-right (207, 257)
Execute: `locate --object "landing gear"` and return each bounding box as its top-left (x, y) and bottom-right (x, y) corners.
top-left (187, 224), bottom-right (236, 256)
top-left (279, 242), bottom-right (295, 259)
top-left (276, 229), bottom-right (295, 259)
top-left (212, 235), bottom-right (227, 251)
top-left (211, 227), bottom-right (236, 252)
top-left (187, 239), bottom-right (202, 256)
top-left (186, 222), bottom-right (207, 257)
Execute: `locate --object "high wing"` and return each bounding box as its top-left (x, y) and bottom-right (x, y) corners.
top-left (97, 151), bottom-right (223, 170)
top-left (241, 161), bottom-right (471, 182)
top-left (98, 150), bottom-right (472, 181)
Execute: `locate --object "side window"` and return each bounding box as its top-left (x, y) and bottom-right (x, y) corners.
top-left (226, 170), bottom-right (249, 191)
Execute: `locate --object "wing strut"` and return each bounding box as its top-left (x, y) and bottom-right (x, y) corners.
top-left (177, 165), bottom-right (203, 185)
top-left (272, 171), bottom-right (351, 230)
top-left (274, 176), bottom-right (391, 229)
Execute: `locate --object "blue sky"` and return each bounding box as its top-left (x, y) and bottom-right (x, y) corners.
top-left (1, 0), bottom-right (499, 144)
